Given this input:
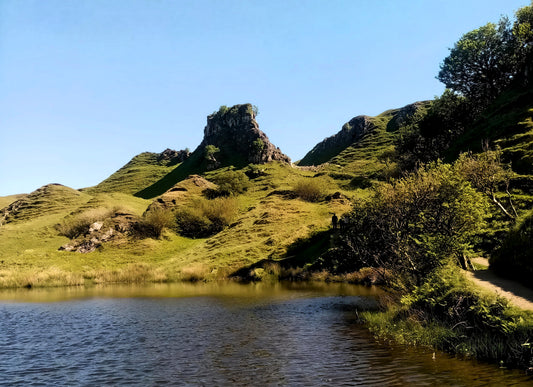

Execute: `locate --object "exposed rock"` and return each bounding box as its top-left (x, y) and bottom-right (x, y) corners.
top-left (298, 102), bottom-right (430, 166)
top-left (59, 211), bottom-right (136, 253)
top-left (197, 104), bottom-right (290, 168)
top-left (157, 148), bottom-right (190, 165)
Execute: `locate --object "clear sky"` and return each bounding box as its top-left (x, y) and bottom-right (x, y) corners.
top-left (0, 0), bottom-right (529, 196)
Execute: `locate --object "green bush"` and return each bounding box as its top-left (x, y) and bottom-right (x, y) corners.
top-left (293, 178), bottom-right (328, 202)
top-left (136, 207), bottom-right (175, 239)
top-left (176, 197), bottom-right (239, 238)
top-left (334, 162), bottom-right (488, 290)
top-left (205, 170), bottom-right (250, 198)
top-left (491, 209), bottom-right (533, 286)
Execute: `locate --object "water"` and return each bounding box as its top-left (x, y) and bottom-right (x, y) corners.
top-left (0, 282), bottom-right (531, 386)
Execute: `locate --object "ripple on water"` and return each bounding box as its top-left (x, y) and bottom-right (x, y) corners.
top-left (0, 284), bottom-right (532, 386)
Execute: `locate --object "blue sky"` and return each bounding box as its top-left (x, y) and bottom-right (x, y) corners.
top-left (0, 0), bottom-right (529, 196)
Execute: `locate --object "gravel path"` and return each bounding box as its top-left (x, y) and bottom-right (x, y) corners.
top-left (466, 258), bottom-right (533, 311)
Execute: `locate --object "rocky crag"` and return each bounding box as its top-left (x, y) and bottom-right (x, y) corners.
top-left (198, 104), bottom-right (290, 169)
top-left (298, 102), bottom-right (428, 166)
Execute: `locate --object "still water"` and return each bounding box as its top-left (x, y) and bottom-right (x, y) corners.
top-left (0, 282), bottom-right (531, 386)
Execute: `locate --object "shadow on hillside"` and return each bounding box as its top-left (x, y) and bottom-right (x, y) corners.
top-left (229, 230), bottom-right (333, 280)
top-left (134, 152), bottom-right (205, 199)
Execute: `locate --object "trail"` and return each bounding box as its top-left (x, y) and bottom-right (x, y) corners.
top-left (466, 258), bottom-right (533, 311)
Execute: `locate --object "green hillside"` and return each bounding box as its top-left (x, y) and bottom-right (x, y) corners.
top-left (85, 152), bottom-right (178, 195)
top-left (447, 86), bottom-right (533, 174)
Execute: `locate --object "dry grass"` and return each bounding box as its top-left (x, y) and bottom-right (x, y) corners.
top-left (0, 267), bottom-right (84, 288)
top-left (293, 177), bottom-right (329, 202)
top-left (87, 263), bottom-right (168, 284)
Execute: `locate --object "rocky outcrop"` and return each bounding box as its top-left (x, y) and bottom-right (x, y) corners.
top-left (157, 148), bottom-right (190, 165)
top-left (298, 102), bottom-right (429, 166)
top-left (59, 211), bottom-right (137, 253)
top-left (197, 104), bottom-right (290, 168)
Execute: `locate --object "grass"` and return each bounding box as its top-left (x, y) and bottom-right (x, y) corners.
top-left (0, 194), bottom-right (26, 210)
top-left (362, 265), bottom-right (533, 368)
top-left (0, 161), bottom-right (354, 288)
top-left (85, 152), bottom-right (178, 195)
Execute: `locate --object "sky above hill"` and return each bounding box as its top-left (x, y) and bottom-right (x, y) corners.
top-left (0, 0), bottom-right (529, 196)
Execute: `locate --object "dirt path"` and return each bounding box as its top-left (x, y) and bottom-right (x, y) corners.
top-left (466, 258), bottom-right (533, 311)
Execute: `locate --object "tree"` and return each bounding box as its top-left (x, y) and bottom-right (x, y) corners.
top-left (454, 148), bottom-right (517, 220)
top-left (395, 90), bottom-right (473, 170)
top-left (437, 18), bottom-right (516, 109)
top-left (331, 162), bottom-right (487, 291)
top-left (513, 1), bottom-right (533, 83)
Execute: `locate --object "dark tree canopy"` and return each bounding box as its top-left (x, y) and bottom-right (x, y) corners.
top-left (437, 19), bottom-right (516, 107)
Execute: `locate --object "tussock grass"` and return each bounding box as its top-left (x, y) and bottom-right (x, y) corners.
top-left (175, 197), bottom-right (239, 238)
top-left (293, 177), bottom-right (329, 202)
top-left (0, 267), bottom-right (84, 289)
top-left (87, 263), bottom-right (168, 284)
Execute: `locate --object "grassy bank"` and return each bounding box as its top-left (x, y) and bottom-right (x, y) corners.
top-left (362, 265), bottom-right (533, 369)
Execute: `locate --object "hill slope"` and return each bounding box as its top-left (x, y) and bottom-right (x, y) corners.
top-left (135, 104), bottom-right (290, 199)
top-left (86, 150), bottom-right (189, 195)
top-left (299, 102), bottom-right (429, 167)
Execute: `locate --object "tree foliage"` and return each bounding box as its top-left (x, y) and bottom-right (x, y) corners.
top-left (437, 19), bottom-right (516, 108)
top-left (330, 162), bottom-right (487, 291)
top-left (395, 90), bottom-right (473, 169)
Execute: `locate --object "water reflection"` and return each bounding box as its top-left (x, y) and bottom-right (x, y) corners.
top-left (0, 282), bottom-right (531, 385)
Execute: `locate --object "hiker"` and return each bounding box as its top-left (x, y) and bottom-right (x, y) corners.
top-left (331, 213), bottom-right (338, 230)
top-left (339, 216), bottom-right (347, 232)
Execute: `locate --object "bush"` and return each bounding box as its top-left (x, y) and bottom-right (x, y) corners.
top-left (176, 197), bottom-right (239, 238)
top-left (56, 208), bottom-right (116, 239)
top-left (205, 170), bottom-right (250, 198)
top-left (334, 162), bottom-right (488, 290)
top-left (293, 178), bottom-right (329, 202)
top-left (136, 207), bottom-right (175, 239)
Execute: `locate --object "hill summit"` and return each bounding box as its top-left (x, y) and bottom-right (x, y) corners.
top-left (199, 104), bottom-right (290, 168)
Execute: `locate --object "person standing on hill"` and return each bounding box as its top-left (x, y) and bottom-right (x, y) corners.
top-left (331, 213), bottom-right (338, 230)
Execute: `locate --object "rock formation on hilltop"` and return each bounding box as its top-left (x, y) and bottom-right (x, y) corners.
top-left (299, 102), bottom-right (429, 166)
top-left (198, 104), bottom-right (290, 169)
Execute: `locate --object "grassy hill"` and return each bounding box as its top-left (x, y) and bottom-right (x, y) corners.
top-left (85, 152), bottom-right (179, 195)
top-left (0, 161), bottom-right (353, 288)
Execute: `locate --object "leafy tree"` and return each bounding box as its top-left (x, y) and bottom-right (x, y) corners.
top-left (395, 90), bottom-right (473, 170)
top-left (204, 145), bottom-right (220, 161)
top-left (513, 1), bottom-right (533, 83)
top-left (437, 18), bottom-right (516, 109)
top-left (454, 148), bottom-right (517, 220)
top-left (330, 162), bottom-right (487, 290)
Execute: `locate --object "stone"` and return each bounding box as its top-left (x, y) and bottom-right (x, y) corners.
top-left (197, 104), bottom-right (290, 168)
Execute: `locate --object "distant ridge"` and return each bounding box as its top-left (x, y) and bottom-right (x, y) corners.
top-left (299, 102), bottom-right (429, 166)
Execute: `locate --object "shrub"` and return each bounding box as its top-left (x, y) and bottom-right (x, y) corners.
top-left (56, 208), bottom-right (115, 239)
top-left (176, 197), bottom-right (239, 238)
top-left (205, 170), bottom-right (250, 198)
top-left (491, 209), bottom-right (533, 286)
top-left (293, 178), bottom-right (329, 202)
top-left (136, 207), bottom-right (175, 239)
top-left (334, 162), bottom-right (488, 290)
